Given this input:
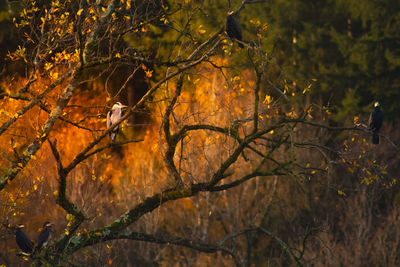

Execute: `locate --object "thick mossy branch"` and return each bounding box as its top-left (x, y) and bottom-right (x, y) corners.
top-left (64, 231), bottom-right (227, 255)
top-left (57, 186), bottom-right (197, 254)
top-left (54, 119), bottom-right (292, 256)
top-left (56, 164), bottom-right (276, 255)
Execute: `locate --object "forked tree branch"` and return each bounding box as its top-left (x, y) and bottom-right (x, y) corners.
top-left (51, 118), bottom-right (290, 258)
top-left (47, 139), bottom-right (85, 240)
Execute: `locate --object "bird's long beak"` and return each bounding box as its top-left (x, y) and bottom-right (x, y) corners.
top-left (120, 105), bottom-right (128, 109)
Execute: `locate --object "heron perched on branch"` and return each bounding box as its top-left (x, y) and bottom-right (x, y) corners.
top-left (15, 224), bottom-right (34, 255)
top-left (107, 102), bottom-right (128, 143)
top-left (35, 222), bottom-right (54, 252)
top-left (226, 11), bottom-right (243, 48)
top-left (369, 102), bottom-right (383, 144)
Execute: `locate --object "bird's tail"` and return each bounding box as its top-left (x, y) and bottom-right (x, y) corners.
top-left (17, 251), bottom-right (32, 257)
top-left (110, 132), bottom-right (116, 143)
top-left (372, 132), bottom-right (379, 144)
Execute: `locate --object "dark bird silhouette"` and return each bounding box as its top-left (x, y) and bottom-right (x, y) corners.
top-left (107, 102), bottom-right (128, 143)
top-left (225, 11), bottom-right (243, 48)
top-left (35, 222), bottom-right (54, 252)
top-left (369, 102), bottom-right (383, 144)
top-left (15, 224), bottom-right (34, 255)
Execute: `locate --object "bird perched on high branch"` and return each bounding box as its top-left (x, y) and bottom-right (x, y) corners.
top-left (369, 101), bottom-right (383, 145)
top-left (226, 11), bottom-right (243, 48)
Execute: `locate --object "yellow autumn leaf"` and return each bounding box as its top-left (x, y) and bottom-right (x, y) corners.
top-left (145, 69), bottom-right (153, 78)
top-left (263, 95), bottom-right (273, 105)
top-left (77, 9), bottom-right (83, 16)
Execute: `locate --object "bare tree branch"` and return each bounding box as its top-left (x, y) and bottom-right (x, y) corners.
top-left (47, 139), bottom-right (85, 237)
top-left (0, 71), bottom-right (71, 136)
top-left (0, 67), bottom-right (80, 190)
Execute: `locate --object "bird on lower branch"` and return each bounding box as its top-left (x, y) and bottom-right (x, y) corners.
top-left (34, 221), bottom-right (54, 253)
top-left (15, 224), bottom-right (34, 255)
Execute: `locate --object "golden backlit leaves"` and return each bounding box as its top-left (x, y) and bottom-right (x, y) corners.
top-left (285, 108), bottom-right (298, 119)
top-left (337, 189), bottom-right (346, 196)
top-left (263, 94), bottom-right (273, 107)
top-left (8, 46), bottom-right (27, 62)
top-left (353, 115), bottom-right (359, 124)
top-left (340, 132), bottom-right (395, 187)
top-left (145, 69), bottom-right (153, 78)
top-left (9, 0), bottom-right (91, 73)
top-left (196, 25), bottom-right (206, 35)
top-left (250, 19), bottom-right (269, 40)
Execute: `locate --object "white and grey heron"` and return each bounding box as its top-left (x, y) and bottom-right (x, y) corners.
top-left (107, 102), bottom-right (128, 143)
